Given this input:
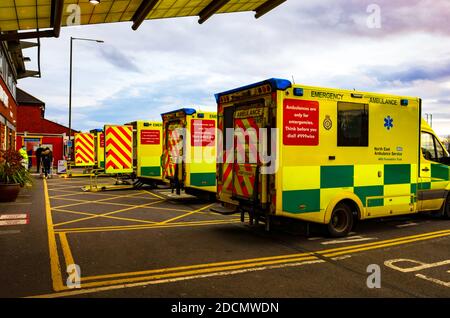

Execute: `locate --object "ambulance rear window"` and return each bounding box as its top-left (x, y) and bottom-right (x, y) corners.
top-left (337, 102), bottom-right (369, 147)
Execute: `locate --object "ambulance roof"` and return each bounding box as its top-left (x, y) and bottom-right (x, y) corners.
top-left (214, 78), bottom-right (292, 102)
top-left (160, 108), bottom-right (197, 117)
top-left (215, 78), bottom-right (420, 103)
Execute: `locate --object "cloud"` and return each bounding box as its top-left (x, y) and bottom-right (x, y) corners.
top-left (281, 0), bottom-right (450, 37)
top-left (98, 46), bottom-right (141, 73)
top-left (367, 60), bottom-right (450, 84)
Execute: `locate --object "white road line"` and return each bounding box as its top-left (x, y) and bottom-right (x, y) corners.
top-left (307, 237), bottom-right (323, 241)
top-left (0, 219), bottom-right (28, 226)
top-left (0, 214), bottom-right (28, 220)
top-left (384, 258), bottom-right (450, 273)
top-left (0, 230), bottom-right (21, 235)
top-left (396, 222), bottom-right (418, 228)
top-left (331, 255), bottom-right (352, 261)
top-left (415, 274), bottom-right (450, 287)
top-left (321, 236), bottom-right (376, 245)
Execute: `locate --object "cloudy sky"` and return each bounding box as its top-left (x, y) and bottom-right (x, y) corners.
top-left (18, 0), bottom-right (450, 136)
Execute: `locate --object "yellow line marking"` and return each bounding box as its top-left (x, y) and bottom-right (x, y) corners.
top-left (158, 203), bottom-right (216, 224)
top-left (27, 258), bottom-right (321, 298)
top-left (59, 233), bottom-right (75, 269)
top-left (53, 199), bottom-right (165, 227)
top-left (43, 179), bottom-right (64, 291)
top-left (51, 191), bottom-right (152, 208)
top-left (323, 232), bottom-right (450, 259)
top-left (48, 185), bottom-right (90, 191)
top-left (53, 208), bottom-right (158, 225)
top-left (80, 255), bottom-right (320, 289)
top-left (50, 191), bottom-right (194, 212)
top-left (54, 219), bottom-right (241, 234)
top-left (144, 190), bottom-right (166, 200)
top-left (50, 190), bottom-right (148, 199)
top-left (27, 228), bottom-right (450, 298)
top-left (75, 229), bottom-right (450, 284)
top-left (49, 188), bottom-right (145, 198)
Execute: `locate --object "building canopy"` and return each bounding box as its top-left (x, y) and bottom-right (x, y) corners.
top-left (0, 0), bottom-right (286, 40)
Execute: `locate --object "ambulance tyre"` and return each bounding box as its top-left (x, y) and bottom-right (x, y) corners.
top-left (443, 194), bottom-right (450, 219)
top-left (327, 202), bottom-right (354, 237)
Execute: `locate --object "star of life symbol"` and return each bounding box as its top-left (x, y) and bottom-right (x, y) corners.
top-left (384, 116), bottom-right (394, 130)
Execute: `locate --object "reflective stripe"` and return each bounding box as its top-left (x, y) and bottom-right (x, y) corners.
top-left (74, 133), bottom-right (95, 166)
top-left (105, 126), bottom-right (133, 173)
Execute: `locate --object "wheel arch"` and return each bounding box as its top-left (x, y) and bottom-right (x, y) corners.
top-left (324, 191), bottom-right (364, 224)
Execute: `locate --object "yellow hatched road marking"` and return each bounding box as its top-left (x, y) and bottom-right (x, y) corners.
top-left (55, 219), bottom-right (241, 234)
top-left (50, 189), bottom-right (148, 200)
top-left (53, 208), bottom-right (158, 225)
top-left (50, 195), bottom-right (156, 205)
top-left (144, 190), bottom-right (165, 200)
top-left (53, 199), bottom-right (165, 227)
top-left (158, 203), bottom-right (216, 224)
top-left (51, 192), bottom-right (159, 210)
top-left (48, 185), bottom-right (92, 191)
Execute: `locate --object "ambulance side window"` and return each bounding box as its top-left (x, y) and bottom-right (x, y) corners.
top-left (337, 102), bottom-right (369, 147)
top-left (421, 132), bottom-right (448, 162)
top-left (421, 132), bottom-right (435, 161)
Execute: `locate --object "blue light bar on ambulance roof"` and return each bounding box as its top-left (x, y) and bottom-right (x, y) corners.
top-left (214, 78), bottom-right (292, 103)
top-left (160, 108), bottom-right (197, 117)
top-left (401, 99), bottom-right (409, 106)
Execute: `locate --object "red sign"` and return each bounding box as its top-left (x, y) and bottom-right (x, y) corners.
top-left (99, 133), bottom-right (105, 148)
top-left (283, 99), bottom-right (319, 146)
top-left (140, 130), bottom-right (160, 145)
top-left (191, 119), bottom-right (215, 147)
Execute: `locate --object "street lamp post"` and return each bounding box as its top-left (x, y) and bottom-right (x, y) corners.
top-left (68, 36), bottom-right (104, 161)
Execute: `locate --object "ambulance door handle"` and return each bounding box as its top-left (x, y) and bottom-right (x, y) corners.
top-left (422, 167), bottom-right (430, 172)
top-left (328, 156), bottom-right (336, 160)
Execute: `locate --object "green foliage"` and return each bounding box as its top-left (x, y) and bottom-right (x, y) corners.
top-left (0, 149), bottom-right (33, 186)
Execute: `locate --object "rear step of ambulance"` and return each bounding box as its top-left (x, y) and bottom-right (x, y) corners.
top-left (210, 204), bottom-right (238, 215)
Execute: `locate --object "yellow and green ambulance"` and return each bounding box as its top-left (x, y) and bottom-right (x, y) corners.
top-left (90, 129), bottom-right (105, 169)
top-left (161, 108), bottom-right (217, 198)
top-left (127, 120), bottom-right (163, 185)
top-left (215, 78), bottom-right (450, 236)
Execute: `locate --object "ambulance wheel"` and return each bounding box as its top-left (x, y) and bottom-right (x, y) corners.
top-left (443, 194), bottom-right (450, 219)
top-left (327, 203), bottom-right (354, 237)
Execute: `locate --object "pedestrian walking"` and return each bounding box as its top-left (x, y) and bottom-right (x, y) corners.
top-left (41, 147), bottom-right (53, 178)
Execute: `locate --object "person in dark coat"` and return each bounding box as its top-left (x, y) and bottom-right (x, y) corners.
top-left (27, 149), bottom-right (33, 170)
top-left (41, 147), bottom-right (53, 178)
top-left (35, 145), bottom-right (43, 173)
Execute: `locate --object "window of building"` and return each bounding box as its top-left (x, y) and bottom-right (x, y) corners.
top-left (7, 73), bottom-right (13, 92)
top-left (337, 102), bottom-right (369, 147)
